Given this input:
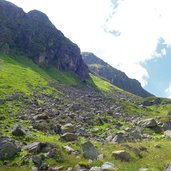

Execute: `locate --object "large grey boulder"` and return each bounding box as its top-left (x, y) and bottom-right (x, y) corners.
top-left (112, 134), bottom-right (125, 143)
top-left (164, 130), bottom-right (171, 139)
top-left (0, 136), bottom-right (20, 159)
top-left (82, 141), bottom-right (98, 160)
top-left (139, 118), bottom-right (157, 128)
top-left (112, 150), bottom-right (130, 161)
top-left (24, 142), bottom-right (54, 154)
top-left (61, 123), bottom-right (75, 133)
top-left (60, 133), bottom-right (77, 141)
top-left (11, 124), bottom-right (26, 136)
top-left (164, 162), bottom-right (171, 171)
top-left (101, 162), bottom-right (116, 171)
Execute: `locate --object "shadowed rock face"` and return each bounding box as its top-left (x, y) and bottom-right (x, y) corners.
top-left (82, 52), bottom-right (153, 97)
top-left (0, 0), bottom-right (88, 80)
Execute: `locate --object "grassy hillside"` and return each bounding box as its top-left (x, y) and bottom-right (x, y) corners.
top-left (1, 54), bottom-right (171, 171)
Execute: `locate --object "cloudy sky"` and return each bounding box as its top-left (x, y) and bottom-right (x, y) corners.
top-left (7, 0), bottom-right (171, 97)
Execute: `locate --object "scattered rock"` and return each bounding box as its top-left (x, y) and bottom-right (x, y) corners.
top-left (121, 144), bottom-right (141, 157)
top-left (164, 130), bottom-right (171, 139)
top-left (0, 136), bottom-right (21, 159)
top-left (138, 168), bottom-right (149, 171)
top-left (97, 154), bottom-right (104, 161)
top-left (139, 118), bottom-right (157, 128)
top-left (32, 155), bottom-right (42, 167)
top-left (39, 162), bottom-right (49, 170)
top-left (112, 150), bottom-right (130, 161)
top-left (61, 123), bottom-right (75, 133)
top-left (164, 162), bottom-right (171, 171)
top-left (90, 167), bottom-right (101, 171)
top-left (24, 142), bottom-right (54, 154)
top-left (33, 114), bottom-right (49, 120)
top-left (60, 133), bottom-right (77, 141)
top-left (49, 166), bottom-right (64, 171)
top-left (82, 141), bottom-right (98, 160)
top-left (11, 124), bottom-right (26, 136)
top-left (63, 145), bottom-right (75, 154)
top-left (0, 99), bottom-right (4, 105)
top-left (101, 162), bottom-right (116, 171)
top-left (112, 134), bottom-right (125, 143)
top-left (44, 148), bottom-right (57, 158)
top-left (154, 144), bottom-right (161, 148)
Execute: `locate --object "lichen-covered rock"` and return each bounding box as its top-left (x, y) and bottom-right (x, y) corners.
top-left (0, 136), bottom-right (21, 159)
top-left (82, 141), bottom-right (98, 160)
top-left (60, 133), bottom-right (77, 141)
top-left (138, 118), bottom-right (157, 128)
top-left (61, 123), bottom-right (75, 133)
top-left (101, 162), bottom-right (116, 171)
top-left (112, 150), bottom-right (130, 161)
top-left (11, 124), bottom-right (26, 136)
top-left (24, 142), bottom-right (54, 154)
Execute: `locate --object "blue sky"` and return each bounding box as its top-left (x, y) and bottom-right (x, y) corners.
top-left (144, 42), bottom-right (171, 97)
top-left (7, 0), bottom-right (171, 98)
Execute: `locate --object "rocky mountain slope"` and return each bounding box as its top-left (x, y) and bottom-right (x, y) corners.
top-left (0, 0), bottom-right (88, 80)
top-left (1, 1), bottom-right (171, 171)
top-left (82, 52), bottom-right (152, 97)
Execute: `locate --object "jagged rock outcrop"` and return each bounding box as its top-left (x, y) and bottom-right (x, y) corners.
top-left (0, 0), bottom-right (88, 80)
top-left (82, 52), bottom-right (152, 97)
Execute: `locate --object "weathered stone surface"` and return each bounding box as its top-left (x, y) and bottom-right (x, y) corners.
top-left (164, 162), bottom-right (171, 171)
top-left (101, 162), bottom-right (116, 171)
top-left (24, 142), bottom-right (54, 153)
top-left (82, 141), bottom-right (98, 160)
top-left (90, 167), bottom-right (101, 171)
top-left (112, 134), bottom-right (125, 143)
top-left (138, 168), bottom-right (149, 171)
top-left (0, 136), bottom-right (20, 159)
top-left (112, 150), bottom-right (130, 161)
top-left (60, 133), bottom-right (77, 141)
top-left (11, 124), bottom-right (26, 136)
top-left (139, 118), bottom-right (157, 128)
top-left (33, 114), bottom-right (49, 120)
top-left (63, 145), bottom-right (75, 154)
top-left (164, 130), bottom-right (171, 139)
top-left (61, 123), bottom-right (75, 133)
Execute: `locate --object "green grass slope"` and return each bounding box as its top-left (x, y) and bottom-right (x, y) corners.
top-left (1, 54), bottom-right (171, 171)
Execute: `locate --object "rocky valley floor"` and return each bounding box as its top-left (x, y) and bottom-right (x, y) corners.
top-left (1, 54), bottom-right (171, 171)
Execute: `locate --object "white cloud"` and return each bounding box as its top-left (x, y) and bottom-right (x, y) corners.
top-left (7, 0), bottom-right (171, 87)
top-left (165, 83), bottom-right (171, 98)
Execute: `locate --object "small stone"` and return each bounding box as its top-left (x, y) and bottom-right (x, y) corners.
top-left (90, 167), bottom-right (101, 171)
top-left (97, 154), bottom-right (104, 161)
top-left (39, 163), bottom-right (49, 170)
top-left (138, 168), bottom-right (149, 171)
top-left (101, 162), bottom-right (116, 171)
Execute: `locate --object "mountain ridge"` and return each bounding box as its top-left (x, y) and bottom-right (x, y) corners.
top-left (82, 52), bottom-right (153, 97)
top-left (0, 0), bottom-right (88, 80)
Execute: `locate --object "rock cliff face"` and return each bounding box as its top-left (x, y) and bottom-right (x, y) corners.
top-left (0, 0), bottom-right (88, 80)
top-left (82, 52), bottom-right (152, 97)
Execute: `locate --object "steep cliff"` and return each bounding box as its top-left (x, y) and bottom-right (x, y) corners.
top-left (0, 0), bottom-right (88, 80)
top-left (82, 52), bottom-right (153, 97)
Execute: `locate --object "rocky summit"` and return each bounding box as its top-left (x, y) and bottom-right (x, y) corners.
top-left (1, 1), bottom-right (171, 171)
top-left (82, 52), bottom-right (152, 97)
top-left (0, 0), bottom-right (88, 80)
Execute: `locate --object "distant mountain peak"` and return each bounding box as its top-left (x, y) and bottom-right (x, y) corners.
top-left (82, 52), bottom-right (153, 97)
